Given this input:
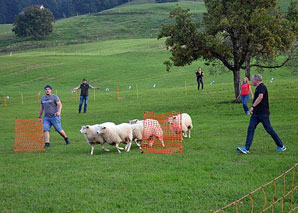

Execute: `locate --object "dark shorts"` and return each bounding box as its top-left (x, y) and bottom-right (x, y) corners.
top-left (43, 116), bottom-right (62, 132)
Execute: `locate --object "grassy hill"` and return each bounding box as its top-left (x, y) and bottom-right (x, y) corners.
top-left (0, 1), bottom-right (205, 54)
top-left (0, 37), bottom-right (298, 212)
top-left (0, 0), bottom-right (292, 54)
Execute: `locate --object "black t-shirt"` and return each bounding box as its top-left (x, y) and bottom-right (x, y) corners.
top-left (253, 83), bottom-right (270, 114)
top-left (196, 71), bottom-right (204, 80)
top-left (80, 83), bottom-right (91, 96)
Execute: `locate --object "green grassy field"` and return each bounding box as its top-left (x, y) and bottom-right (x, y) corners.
top-left (0, 37), bottom-right (297, 212)
top-left (0, 0), bottom-right (297, 212)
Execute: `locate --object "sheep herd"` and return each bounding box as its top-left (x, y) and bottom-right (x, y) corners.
top-left (80, 113), bottom-right (193, 155)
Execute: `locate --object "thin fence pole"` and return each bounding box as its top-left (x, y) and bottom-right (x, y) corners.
top-left (290, 165), bottom-right (296, 211)
top-left (93, 89), bottom-right (95, 102)
top-left (37, 92), bottom-right (40, 104)
top-left (136, 84), bottom-right (139, 100)
top-left (56, 90), bottom-right (58, 96)
top-left (117, 87), bottom-right (120, 101)
top-left (21, 92), bottom-right (24, 104)
top-left (75, 90), bottom-right (78, 103)
top-left (4, 96), bottom-right (7, 107)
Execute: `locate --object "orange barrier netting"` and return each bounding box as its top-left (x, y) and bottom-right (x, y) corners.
top-left (14, 118), bottom-right (45, 152)
top-left (214, 163), bottom-right (298, 212)
top-left (142, 111), bottom-right (183, 154)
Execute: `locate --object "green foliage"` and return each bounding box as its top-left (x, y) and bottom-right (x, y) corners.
top-left (12, 5), bottom-right (55, 40)
top-left (159, 0), bottom-right (297, 101)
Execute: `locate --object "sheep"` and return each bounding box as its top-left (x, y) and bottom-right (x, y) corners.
top-left (96, 123), bottom-right (133, 153)
top-left (80, 122), bottom-right (115, 155)
top-left (129, 122), bottom-right (143, 149)
top-left (142, 119), bottom-right (165, 147)
top-left (168, 113), bottom-right (193, 138)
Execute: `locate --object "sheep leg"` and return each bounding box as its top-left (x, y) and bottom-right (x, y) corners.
top-left (90, 145), bottom-right (94, 155)
top-left (188, 130), bottom-right (191, 138)
top-left (135, 140), bottom-right (142, 149)
top-left (126, 142), bottom-right (132, 152)
top-left (101, 145), bottom-right (110, 152)
top-left (116, 144), bottom-right (123, 153)
top-left (160, 138), bottom-right (165, 147)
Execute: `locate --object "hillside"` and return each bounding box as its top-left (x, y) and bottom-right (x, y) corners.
top-left (0, 0), bottom-right (293, 54)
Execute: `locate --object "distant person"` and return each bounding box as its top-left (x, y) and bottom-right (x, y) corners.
top-left (240, 77), bottom-right (254, 115)
top-left (39, 85), bottom-right (70, 148)
top-left (72, 79), bottom-right (100, 113)
top-left (195, 67), bottom-right (204, 90)
top-left (237, 74), bottom-right (286, 154)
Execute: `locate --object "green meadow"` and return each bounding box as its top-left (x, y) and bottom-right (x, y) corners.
top-left (0, 0), bottom-right (297, 212)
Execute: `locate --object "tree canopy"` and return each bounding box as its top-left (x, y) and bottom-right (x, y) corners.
top-left (158, 0), bottom-right (297, 102)
top-left (12, 5), bottom-right (55, 40)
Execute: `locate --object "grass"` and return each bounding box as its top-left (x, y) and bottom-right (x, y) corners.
top-left (0, 1), bottom-right (205, 53)
top-left (0, 37), bottom-right (297, 212)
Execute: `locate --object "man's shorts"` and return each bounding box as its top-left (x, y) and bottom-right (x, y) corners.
top-left (43, 116), bottom-right (63, 132)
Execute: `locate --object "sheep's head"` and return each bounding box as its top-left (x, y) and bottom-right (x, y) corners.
top-left (80, 125), bottom-right (89, 134)
top-left (96, 126), bottom-right (106, 135)
top-left (168, 116), bottom-right (177, 124)
top-left (129, 119), bottom-right (139, 124)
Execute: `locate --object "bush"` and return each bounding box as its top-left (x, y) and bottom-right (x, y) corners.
top-left (12, 5), bottom-right (54, 40)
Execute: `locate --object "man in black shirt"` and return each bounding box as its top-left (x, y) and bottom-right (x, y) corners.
top-left (72, 79), bottom-right (100, 113)
top-left (237, 74), bottom-right (286, 154)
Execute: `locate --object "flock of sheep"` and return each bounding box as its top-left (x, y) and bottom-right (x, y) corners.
top-left (80, 113), bottom-right (193, 155)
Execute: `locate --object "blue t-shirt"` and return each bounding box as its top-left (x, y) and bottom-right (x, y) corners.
top-left (41, 95), bottom-right (60, 117)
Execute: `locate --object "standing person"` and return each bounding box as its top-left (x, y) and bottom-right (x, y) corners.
top-left (237, 74), bottom-right (286, 154)
top-left (240, 77), bottom-right (254, 115)
top-left (72, 79), bottom-right (100, 113)
top-left (195, 67), bottom-right (204, 90)
top-left (39, 85), bottom-right (70, 148)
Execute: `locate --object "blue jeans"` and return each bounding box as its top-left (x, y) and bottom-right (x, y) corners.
top-left (241, 95), bottom-right (249, 114)
top-left (245, 114), bottom-right (284, 150)
top-left (79, 96), bottom-right (88, 113)
top-left (43, 116), bottom-right (62, 132)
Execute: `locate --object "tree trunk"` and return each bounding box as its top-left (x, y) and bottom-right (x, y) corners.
top-left (245, 58), bottom-right (251, 80)
top-left (233, 69), bottom-right (241, 103)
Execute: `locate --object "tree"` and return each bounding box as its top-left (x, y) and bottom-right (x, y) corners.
top-left (158, 0), bottom-right (297, 102)
top-left (12, 5), bottom-right (55, 40)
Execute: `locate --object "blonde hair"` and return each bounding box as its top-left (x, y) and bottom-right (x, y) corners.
top-left (243, 77), bottom-right (249, 83)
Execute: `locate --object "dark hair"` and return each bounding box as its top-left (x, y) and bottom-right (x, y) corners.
top-left (82, 78), bottom-right (87, 81)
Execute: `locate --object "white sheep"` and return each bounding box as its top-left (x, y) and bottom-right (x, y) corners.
top-left (97, 123), bottom-right (133, 153)
top-left (142, 119), bottom-right (165, 147)
top-left (168, 113), bottom-right (193, 138)
top-left (129, 122), bottom-right (143, 149)
top-left (80, 122), bottom-right (115, 155)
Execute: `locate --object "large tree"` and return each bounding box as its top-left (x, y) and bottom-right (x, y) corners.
top-left (12, 5), bottom-right (55, 40)
top-left (158, 0), bottom-right (297, 102)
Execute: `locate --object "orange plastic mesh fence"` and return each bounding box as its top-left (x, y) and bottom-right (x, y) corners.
top-left (142, 111), bottom-right (183, 154)
top-left (214, 163), bottom-right (298, 213)
top-left (14, 118), bottom-right (45, 152)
